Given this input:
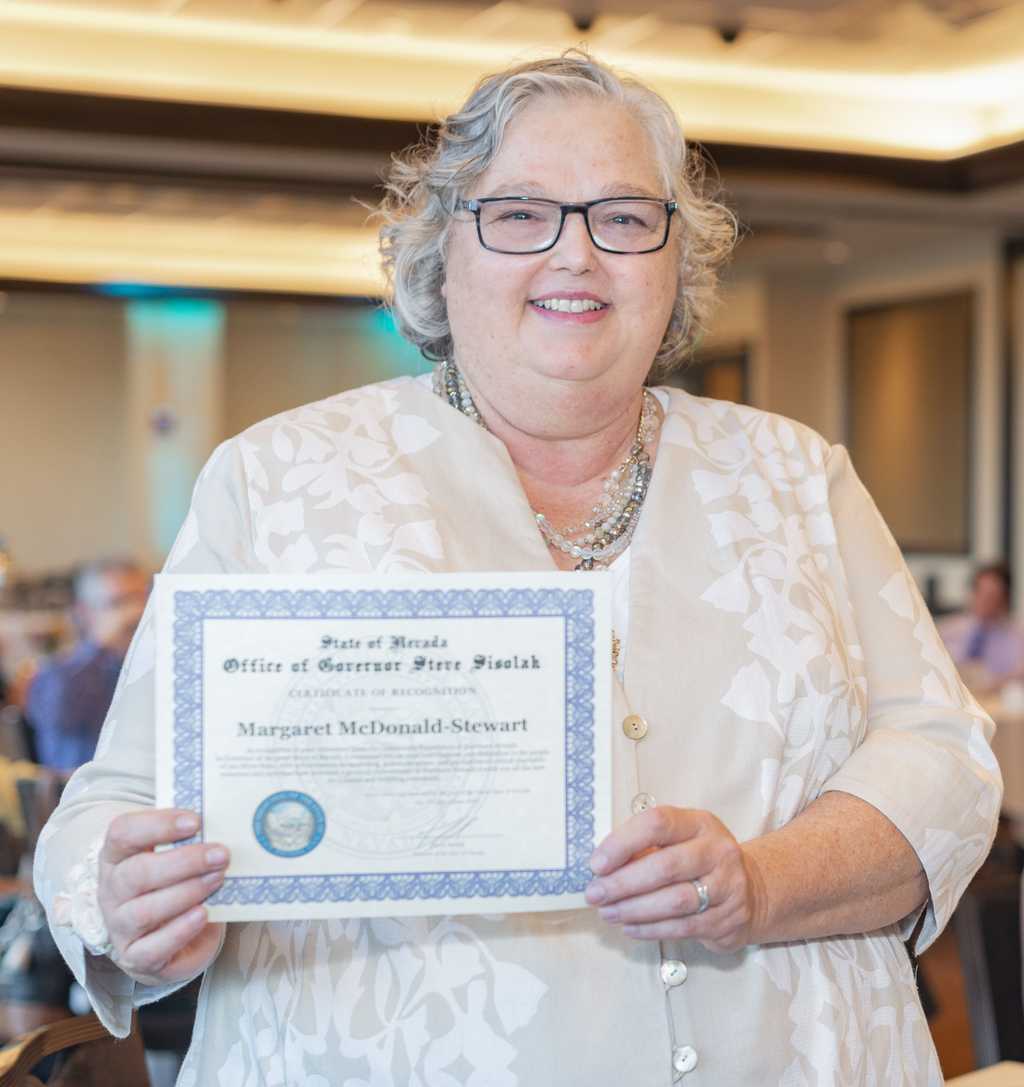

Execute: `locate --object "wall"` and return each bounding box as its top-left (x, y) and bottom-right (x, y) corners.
top-left (708, 271), bottom-right (841, 441)
top-left (0, 292), bottom-right (130, 573)
top-left (0, 240), bottom-right (1014, 613)
top-left (699, 275), bottom-right (768, 411)
top-left (763, 274), bottom-right (842, 442)
top-left (0, 293), bottom-right (429, 576)
top-left (711, 229), bottom-right (1006, 609)
top-left (830, 230), bottom-right (1005, 609)
top-left (1013, 256), bottom-right (1024, 620)
top-left (223, 300), bottom-right (429, 439)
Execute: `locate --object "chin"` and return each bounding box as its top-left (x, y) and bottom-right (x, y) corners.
top-left (527, 353), bottom-right (617, 384)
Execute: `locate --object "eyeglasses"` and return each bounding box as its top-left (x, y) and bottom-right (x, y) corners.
top-left (456, 196), bottom-right (678, 255)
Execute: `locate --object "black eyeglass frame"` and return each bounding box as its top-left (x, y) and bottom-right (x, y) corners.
top-left (456, 196), bottom-right (679, 255)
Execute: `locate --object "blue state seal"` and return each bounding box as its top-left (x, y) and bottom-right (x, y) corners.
top-left (253, 791), bottom-right (326, 858)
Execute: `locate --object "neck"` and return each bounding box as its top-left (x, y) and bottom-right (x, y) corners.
top-left (437, 360), bottom-right (659, 569)
top-left (459, 369), bottom-right (645, 492)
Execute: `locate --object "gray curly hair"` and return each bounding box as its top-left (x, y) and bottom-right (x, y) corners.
top-left (378, 50), bottom-right (737, 381)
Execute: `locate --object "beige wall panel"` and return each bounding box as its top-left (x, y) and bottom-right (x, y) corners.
top-left (0, 292), bottom-right (128, 575)
top-left (1014, 257), bottom-right (1024, 620)
top-left (847, 293), bottom-right (972, 553)
top-left (763, 276), bottom-right (841, 442)
top-left (703, 275), bottom-right (767, 409)
top-left (224, 301), bottom-right (429, 439)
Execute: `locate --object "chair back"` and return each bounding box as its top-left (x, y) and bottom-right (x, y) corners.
top-left (0, 1012), bottom-right (150, 1087)
top-left (953, 871), bottom-right (1024, 1067)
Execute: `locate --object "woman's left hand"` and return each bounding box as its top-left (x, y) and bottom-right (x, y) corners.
top-left (585, 806), bottom-right (767, 953)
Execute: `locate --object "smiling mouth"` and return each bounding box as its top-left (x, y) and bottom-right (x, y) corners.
top-left (530, 298), bottom-right (609, 313)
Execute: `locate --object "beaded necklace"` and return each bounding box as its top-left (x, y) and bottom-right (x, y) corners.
top-left (433, 359), bottom-right (661, 572)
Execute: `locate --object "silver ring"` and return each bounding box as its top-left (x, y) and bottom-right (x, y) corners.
top-left (690, 878), bottom-right (710, 915)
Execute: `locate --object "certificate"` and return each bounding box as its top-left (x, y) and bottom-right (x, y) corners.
top-left (155, 572), bottom-right (612, 921)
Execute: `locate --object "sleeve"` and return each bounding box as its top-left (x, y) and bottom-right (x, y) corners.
top-left (818, 444), bottom-right (1003, 954)
top-left (32, 438), bottom-right (258, 1037)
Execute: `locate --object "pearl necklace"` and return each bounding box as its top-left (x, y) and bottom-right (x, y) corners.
top-left (433, 360), bottom-right (660, 571)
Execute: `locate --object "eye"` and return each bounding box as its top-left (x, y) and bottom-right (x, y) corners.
top-left (598, 208), bottom-right (656, 229)
top-left (497, 209), bottom-right (540, 222)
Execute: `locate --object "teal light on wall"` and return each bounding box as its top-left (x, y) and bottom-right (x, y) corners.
top-left (125, 298), bottom-right (225, 561)
top-left (365, 305), bottom-right (432, 377)
top-left (129, 296), bottom-right (225, 331)
top-left (98, 283), bottom-right (191, 300)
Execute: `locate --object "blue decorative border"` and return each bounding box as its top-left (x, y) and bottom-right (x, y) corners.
top-left (172, 587), bottom-right (597, 906)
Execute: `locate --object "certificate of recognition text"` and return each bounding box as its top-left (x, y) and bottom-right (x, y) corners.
top-left (155, 572), bottom-right (612, 921)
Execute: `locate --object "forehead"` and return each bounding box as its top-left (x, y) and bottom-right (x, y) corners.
top-left (476, 94), bottom-right (666, 198)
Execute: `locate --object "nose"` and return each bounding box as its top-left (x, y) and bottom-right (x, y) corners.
top-left (548, 208), bottom-right (596, 274)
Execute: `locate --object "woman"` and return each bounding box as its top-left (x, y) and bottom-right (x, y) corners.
top-left (35, 53), bottom-right (1001, 1084)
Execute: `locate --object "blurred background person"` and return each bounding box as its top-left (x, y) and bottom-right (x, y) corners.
top-left (939, 563), bottom-right (1024, 695)
top-left (24, 560), bottom-right (148, 773)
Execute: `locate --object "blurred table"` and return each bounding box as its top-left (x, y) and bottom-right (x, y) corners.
top-left (982, 695), bottom-right (1024, 827)
top-left (947, 1062), bottom-right (1024, 1085)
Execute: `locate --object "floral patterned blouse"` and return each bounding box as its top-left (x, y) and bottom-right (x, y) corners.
top-left (35, 375), bottom-right (1002, 1085)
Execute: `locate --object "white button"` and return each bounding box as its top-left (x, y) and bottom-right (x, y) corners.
top-left (672, 1045), bottom-right (698, 1077)
top-left (631, 792), bottom-right (656, 815)
top-left (622, 714), bottom-right (648, 740)
top-left (660, 959), bottom-right (688, 987)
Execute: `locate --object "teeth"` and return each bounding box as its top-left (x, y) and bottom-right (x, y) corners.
top-left (534, 298), bottom-right (606, 313)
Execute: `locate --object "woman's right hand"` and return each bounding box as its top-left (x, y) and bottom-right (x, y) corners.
top-left (97, 808), bottom-right (229, 986)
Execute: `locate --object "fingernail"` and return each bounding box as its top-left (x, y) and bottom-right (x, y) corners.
top-left (202, 870), bottom-right (224, 886)
top-left (589, 851), bottom-right (609, 875)
top-left (176, 814), bottom-right (199, 832)
top-left (205, 847), bottom-right (228, 867)
top-left (585, 881), bottom-right (607, 905)
top-left (599, 906), bottom-right (620, 922)
top-left (187, 906), bottom-right (206, 924)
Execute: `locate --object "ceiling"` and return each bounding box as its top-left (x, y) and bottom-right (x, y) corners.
top-left (2, 0), bottom-right (1024, 295)
top-left (1, 90), bottom-right (1021, 295)
top-left (3, 0), bottom-right (1024, 158)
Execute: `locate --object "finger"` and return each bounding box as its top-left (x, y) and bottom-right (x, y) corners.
top-left (585, 839), bottom-right (713, 906)
top-left (155, 922), bottom-right (226, 984)
top-left (590, 807), bottom-right (705, 876)
top-left (111, 842), bottom-right (229, 903)
top-left (110, 871), bottom-right (225, 945)
top-left (101, 810), bottom-right (201, 866)
top-left (119, 922), bottom-right (225, 988)
top-left (597, 879), bottom-right (706, 924)
top-left (618, 904), bottom-right (731, 942)
top-left (118, 905), bottom-right (214, 978)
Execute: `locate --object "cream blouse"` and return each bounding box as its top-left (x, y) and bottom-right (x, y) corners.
top-left (35, 374), bottom-right (1002, 1086)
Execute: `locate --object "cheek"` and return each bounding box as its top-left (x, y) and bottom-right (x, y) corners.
top-left (624, 259), bottom-right (676, 324)
top-left (652, 254), bottom-right (679, 324)
top-left (443, 247), bottom-right (481, 331)
top-left (448, 258), bottom-right (531, 331)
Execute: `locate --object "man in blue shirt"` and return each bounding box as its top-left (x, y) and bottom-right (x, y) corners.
top-left (939, 562), bottom-right (1024, 692)
top-left (26, 560), bottom-right (148, 771)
